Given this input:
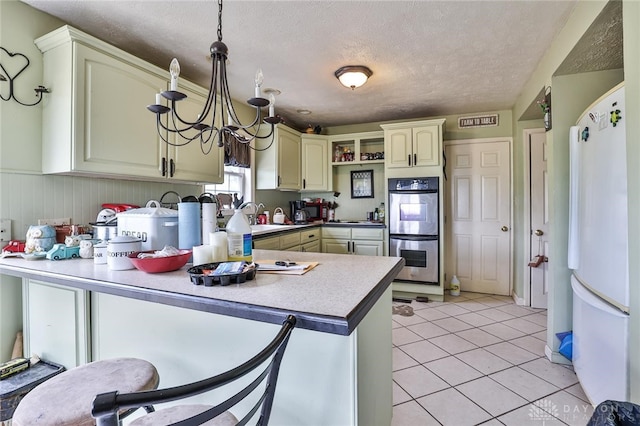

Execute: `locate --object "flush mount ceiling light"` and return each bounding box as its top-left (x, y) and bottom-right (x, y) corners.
top-left (147, 0), bottom-right (281, 154)
top-left (334, 65), bottom-right (373, 90)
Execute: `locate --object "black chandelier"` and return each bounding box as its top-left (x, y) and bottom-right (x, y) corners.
top-left (147, 0), bottom-right (281, 154)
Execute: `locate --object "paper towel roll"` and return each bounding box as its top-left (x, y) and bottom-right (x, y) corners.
top-left (209, 231), bottom-right (228, 263)
top-left (201, 202), bottom-right (217, 244)
top-left (178, 202), bottom-right (202, 250)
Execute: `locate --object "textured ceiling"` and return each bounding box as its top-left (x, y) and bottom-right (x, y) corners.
top-left (555, 0), bottom-right (623, 76)
top-left (21, 0), bottom-right (581, 131)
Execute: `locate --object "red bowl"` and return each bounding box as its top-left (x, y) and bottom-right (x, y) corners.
top-left (128, 250), bottom-right (191, 273)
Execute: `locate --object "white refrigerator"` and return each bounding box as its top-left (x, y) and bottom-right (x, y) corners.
top-left (568, 82), bottom-right (629, 405)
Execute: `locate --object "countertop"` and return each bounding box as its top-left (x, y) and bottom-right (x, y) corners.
top-left (0, 250), bottom-right (403, 336)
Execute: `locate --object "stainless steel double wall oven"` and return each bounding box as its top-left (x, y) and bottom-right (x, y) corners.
top-left (388, 177), bottom-right (440, 284)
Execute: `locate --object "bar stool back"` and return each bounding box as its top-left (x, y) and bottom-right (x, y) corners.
top-left (92, 315), bottom-right (296, 426)
top-left (12, 357), bottom-right (159, 425)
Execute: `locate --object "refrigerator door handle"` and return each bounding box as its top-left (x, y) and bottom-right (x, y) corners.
top-left (568, 125), bottom-right (581, 269)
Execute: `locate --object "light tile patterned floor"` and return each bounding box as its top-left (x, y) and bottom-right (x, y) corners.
top-left (392, 292), bottom-right (594, 426)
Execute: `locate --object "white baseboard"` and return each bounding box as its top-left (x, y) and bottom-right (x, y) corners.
top-left (545, 344), bottom-right (573, 366)
top-left (512, 292), bottom-right (526, 306)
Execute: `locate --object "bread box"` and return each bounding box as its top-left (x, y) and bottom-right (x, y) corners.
top-left (116, 200), bottom-right (179, 251)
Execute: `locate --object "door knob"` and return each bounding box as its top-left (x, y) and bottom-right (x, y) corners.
top-left (501, 226), bottom-right (509, 232)
top-left (534, 229), bottom-right (544, 236)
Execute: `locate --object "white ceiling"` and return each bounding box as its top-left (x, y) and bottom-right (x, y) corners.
top-left (22, 0), bottom-right (579, 131)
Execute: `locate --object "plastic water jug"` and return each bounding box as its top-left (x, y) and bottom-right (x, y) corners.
top-left (226, 209), bottom-right (252, 262)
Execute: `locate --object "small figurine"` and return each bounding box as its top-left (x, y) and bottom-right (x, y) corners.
top-left (79, 240), bottom-right (94, 259)
top-left (65, 235), bottom-right (81, 247)
top-left (2, 240), bottom-right (26, 254)
top-left (46, 243), bottom-right (81, 260)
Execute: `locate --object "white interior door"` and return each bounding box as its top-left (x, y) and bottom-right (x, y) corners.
top-left (445, 139), bottom-right (512, 295)
top-left (529, 130), bottom-right (549, 308)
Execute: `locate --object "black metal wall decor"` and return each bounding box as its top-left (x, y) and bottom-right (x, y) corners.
top-left (351, 170), bottom-right (374, 198)
top-left (0, 47), bottom-right (49, 106)
top-left (540, 87), bottom-right (552, 131)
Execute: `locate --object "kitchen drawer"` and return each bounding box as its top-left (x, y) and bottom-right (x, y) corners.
top-left (253, 235), bottom-right (280, 250)
top-left (301, 240), bottom-right (321, 253)
top-left (322, 227), bottom-right (351, 240)
top-left (352, 228), bottom-right (383, 241)
top-left (279, 232), bottom-right (301, 250)
top-left (300, 228), bottom-right (320, 243)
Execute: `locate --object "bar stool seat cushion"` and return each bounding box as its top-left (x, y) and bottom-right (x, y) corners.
top-left (129, 405), bottom-right (238, 426)
top-left (12, 357), bottom-right (159, 426)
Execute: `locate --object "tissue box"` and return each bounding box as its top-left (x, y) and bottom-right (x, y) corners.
top-left (0, 359), bottom-right (65, 421)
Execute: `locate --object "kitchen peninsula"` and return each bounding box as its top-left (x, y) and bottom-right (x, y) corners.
top-left (0, 250), bottom-right (403, 426)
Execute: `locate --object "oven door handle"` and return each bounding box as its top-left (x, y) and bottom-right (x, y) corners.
top-left (390, 235), bottom-right (438, 241)
top-left (388, 189), bottom-right (438, 195)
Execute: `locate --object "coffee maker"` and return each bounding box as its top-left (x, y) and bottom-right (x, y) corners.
top-left (290, 200), bottom-right (308, 224)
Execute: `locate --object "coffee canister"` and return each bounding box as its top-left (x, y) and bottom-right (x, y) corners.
top-left (107, 236), bottom-right (141, 270)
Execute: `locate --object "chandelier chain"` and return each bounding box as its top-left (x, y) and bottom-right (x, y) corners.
top-left (217, 0), bottom-right (223, 42)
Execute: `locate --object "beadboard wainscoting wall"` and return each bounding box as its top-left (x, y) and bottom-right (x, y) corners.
top-left (0, 172), bottom-right (201, 240)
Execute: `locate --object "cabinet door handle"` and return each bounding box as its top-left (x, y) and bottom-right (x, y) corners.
top-left (161, 157), bottom-right (167, 176)
top-left (278, 175), bottom-right (281, 186)
top-left (170, 159), bottom-right (175, 177)
top-left (303, 178), bottom-right (306, 189)
top-left (414, 153), bottom-right (417, 166)
top-left (408, 154), bottom-right (411, 167)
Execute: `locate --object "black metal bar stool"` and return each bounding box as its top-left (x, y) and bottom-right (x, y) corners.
top-left (12, 357), bottom-right (159, 425)
top-left (92, 315), bottom-right (296, 426)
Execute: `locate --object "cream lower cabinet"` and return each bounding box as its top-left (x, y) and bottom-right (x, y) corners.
top-left (35, 25), bottom-right (222, 184)
top-left (255, 124), bottom-right (301, 191)
top-left (279, 232), bottom-right (301, 250)
top-left (321, 227), bottom-right (384, 256)
top-left (253, 228), bottom-right (321, 252)
top-left (301, 135), bottom-right (331, 192)
top-left (300, 228), bottom-right (321, 252)
top-left (253, 235), bottom-right (281, 250)
top-left (22, 279), bottom-right (90, 369)
top-left (381, 119), bottom-right (445, 170)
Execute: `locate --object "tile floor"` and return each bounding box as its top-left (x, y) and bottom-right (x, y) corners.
top-left (391, 292), bottom-right (594, 426)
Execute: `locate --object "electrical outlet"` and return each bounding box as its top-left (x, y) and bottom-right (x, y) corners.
top-left (0, 219), bottom-right (11, 242)
top-left (38, 218), bottom-right (72, 226)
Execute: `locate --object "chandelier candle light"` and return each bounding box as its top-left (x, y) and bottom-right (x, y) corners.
top-left (147, 0), bottom-right (282, 154)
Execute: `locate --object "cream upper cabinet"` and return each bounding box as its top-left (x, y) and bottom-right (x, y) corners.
top-left (381, 119), bottom-right (445, 169)
top-left (255, 124), bottom-right (301, 191)
top-left (301, 134), bottom-right (331, 192)
top-left (35, 25), bottom-right (222, 184)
